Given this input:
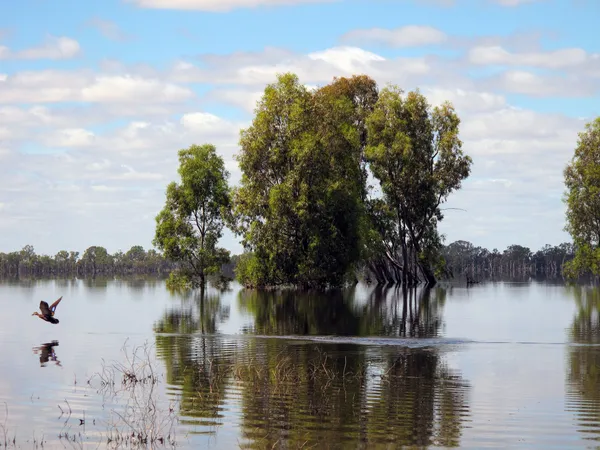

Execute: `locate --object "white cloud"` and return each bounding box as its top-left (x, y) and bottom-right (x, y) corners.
top-left (173, 42), bottom-right (598, 102)
top-left (468, 45), bottom-right (590, 69)
top-left (340, 25), bottom-right (447, 48)
top-left (44, 128), bottom-right (96, 148)
top-left (307, 46), bottom-right (386, 72)
top-left (460, 107), bottom-right (584, 141)
top-left (204, 88), bottom-right (264, 113)
top-left (0, 35), bottom-right (81, 60)
top-left (91, 185), bottom-right (120, 192)
top-left (486, 70), bottom-right (596, 97)
top-left (81, 75), bottom-right (192, 103)
top-left (110, 164), bottom-right (165, 181)
top-left (171, 46), bottom-right (431, 88)
top-left (126, 0), bottom-right (338, 11)
top-left (0, 71), bottom-right (194, 104)
top-left (0, 109), bottom-right (245, 254)
top-left (424, 87), bottom-right (506, 112)
top-left (86, 159), bottom-right (111, 171)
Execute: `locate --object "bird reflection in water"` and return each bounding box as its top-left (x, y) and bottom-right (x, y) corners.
top-left (32, 341), bottom-right (61, 367)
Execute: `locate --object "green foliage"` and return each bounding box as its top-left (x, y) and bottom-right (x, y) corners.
top-left (80, 246), bottom-right (113, 274)
top-left (232, 73), bottom-right (375, 289)
top-left (166, 270), bottom-right (193, 291)
top-left (233, 252), bottom-right (266, 288)
top-left (364, 86), bottom-right (472, 284)
top-left (563, 117), bottom-right (600, 279)
top-left (154, 144), bottom-right (231, 287)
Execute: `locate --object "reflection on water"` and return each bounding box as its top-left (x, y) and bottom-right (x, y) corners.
top-left (155, 287), bottom-right (230, 335)
top-left (155, 334), bottom-right (471, 449)
top-left (568, 285), bottom-right (600, 344)
top-left (566, 285), bottom-right (600, 443)
top-left (5, 278), bottom-right (600, 448)
top-left (32, 340), bottom-right (61, 367)
top-left (237, 285), bottom-right (446, 338)
top-left (153, 286), bottom-right (467, 448)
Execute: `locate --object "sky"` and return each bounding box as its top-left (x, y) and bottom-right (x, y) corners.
top-left (0, 0), bottom-right (598, 257)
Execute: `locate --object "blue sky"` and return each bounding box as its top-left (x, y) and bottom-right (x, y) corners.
top-left (0, 0), bottom-right (598, 256)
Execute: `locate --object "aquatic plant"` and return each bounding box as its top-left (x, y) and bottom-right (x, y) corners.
top-left (90, 340), bottom-right (180, 448)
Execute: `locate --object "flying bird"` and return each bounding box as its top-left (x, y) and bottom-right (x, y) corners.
top-left (32, 296), bottom-right (63, 324)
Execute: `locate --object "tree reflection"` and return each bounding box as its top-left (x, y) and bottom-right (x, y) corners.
top-left (363, 349), bottom-right (469, 448)
top-left (237, 287), bottom-right (362, 335)
top-left (236, 343), bottom-right (470, 449)
top-left (153, 284), bottom-right (470, 447)
top-left (360, 285), bottom-right (447, 337)
top-left (565, 285), bottom-right (600, 442)
top-left (155, 285), bottom-right (230, 335)
top-left (567, 285), bottom-right (600, 345)
top-left (237, 285), bottom-right (447, 338)
top-left (154, 286), bottom-right (232, 429)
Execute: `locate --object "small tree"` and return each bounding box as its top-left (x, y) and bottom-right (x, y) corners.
top-left (154, 144), bottom-right (231, 289)
top-left (563, 117), bottom-right (600, 279)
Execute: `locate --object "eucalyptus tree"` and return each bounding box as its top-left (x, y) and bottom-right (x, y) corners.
top-left (154, 144), bottom-right (231, 288)
top-left (365, 87), bottom-right (472, 285)
top-left (563, 117), bottom-right (600, 279)
top-left (232, 73), bottom-right (374, 289)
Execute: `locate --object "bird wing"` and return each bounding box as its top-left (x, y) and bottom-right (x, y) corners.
top-left (49, 296), bottom-right (62, 312)
top-left (39, 301), bottom-right (51, 316)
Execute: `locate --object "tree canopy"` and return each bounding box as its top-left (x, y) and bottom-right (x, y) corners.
top-left (229, 72), bottom-right (472, 289)
top-left (563, 117), bottom-right (600, 279)
top-left (154, 144), bottom-right (231, 288)
top-left (365, 86), bottom-right (472, 285)
top-left (232, 73), bottom-right (374, 289)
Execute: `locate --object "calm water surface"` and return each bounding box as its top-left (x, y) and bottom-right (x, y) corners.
top-left (0, 278), bottom-right (599, 449)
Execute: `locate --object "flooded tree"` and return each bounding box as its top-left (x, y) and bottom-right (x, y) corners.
top-left (231, 72), bottom-right (472, 290)
top-left (232, 73), bottom-right (371, 290)
top-left (563, 117), bottom-right (600, 280)
top-left (154, 144), bottom-right (231, 289)
top-left (365, 87), bottom-right (472, 287)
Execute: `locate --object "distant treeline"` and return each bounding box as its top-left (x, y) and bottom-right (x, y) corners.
top-left (0, 240), bottom-right (577, 282)
top-left (439, 240), bottom-right (575, 280)
top-left (0, 245), bottom-right (176, 277)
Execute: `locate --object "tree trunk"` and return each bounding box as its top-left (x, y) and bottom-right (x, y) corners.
top-left (412, 241), bottom-right (437, 287)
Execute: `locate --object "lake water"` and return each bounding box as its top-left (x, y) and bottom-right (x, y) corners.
top-left (0, 278), bottom-right (599, 449)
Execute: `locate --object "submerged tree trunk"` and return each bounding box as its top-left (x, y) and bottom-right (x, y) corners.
top-left (412, 240), bottom-right (437, 287)
top-left (419, 262), bottom-right (437, 286)
top-left (400, 228), bottom-right (409, 285)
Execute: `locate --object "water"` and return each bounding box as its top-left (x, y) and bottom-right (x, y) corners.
top-left (1, 278), bottom-right (599, 448)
